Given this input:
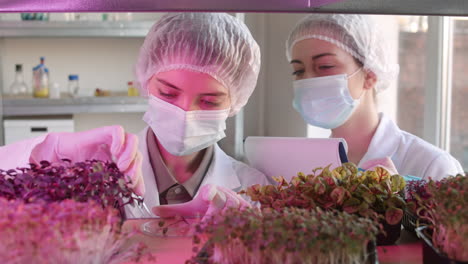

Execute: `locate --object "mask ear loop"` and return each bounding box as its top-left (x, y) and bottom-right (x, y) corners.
top-left (347, 67), bottom-right (365, 100)
top-left (347, 67), bottom-right (362, 79)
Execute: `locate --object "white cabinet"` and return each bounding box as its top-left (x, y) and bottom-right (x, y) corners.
top-left (4, 119), bottom-right (74, 144)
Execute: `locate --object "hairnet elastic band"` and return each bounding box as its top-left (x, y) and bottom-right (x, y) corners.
top-left (287, 34), bottom-right (365, 65)
top-left (154, 64), bottom-right (230, 92)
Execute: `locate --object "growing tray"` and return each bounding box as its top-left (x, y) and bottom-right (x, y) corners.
top-left (416, 226), bottom-right (468, 264)
top-left (193, 240), bottom-right (379, 264)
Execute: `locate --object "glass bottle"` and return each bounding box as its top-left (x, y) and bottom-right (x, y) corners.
top-left (127, 81), bottom-right (139, 96)
top-left (68, 75), bottom-right (80, 97)
top-left (32, 57), bottom-right (49, 98)
top-left (9, 64), bottom-right (29, 95)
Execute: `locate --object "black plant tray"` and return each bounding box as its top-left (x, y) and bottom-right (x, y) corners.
top-left (193, 240), bottom-right (379, 264)
top-left (367, 240), bottom-right (380, 264)
top-left (416, 226), bottom-right (468, 264)
top-left (402, 209), bottom-right (418, 234)
top-left (377, 220), bottom-right (402, 245)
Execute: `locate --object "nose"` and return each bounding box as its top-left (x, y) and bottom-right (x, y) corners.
top-left (175, 96), bottom-right (200, 111)
top-left (303, 70), bottom-right (316, 79)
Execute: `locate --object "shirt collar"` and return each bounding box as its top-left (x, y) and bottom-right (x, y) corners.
top-left (146, 129), bottom-right (214, 197)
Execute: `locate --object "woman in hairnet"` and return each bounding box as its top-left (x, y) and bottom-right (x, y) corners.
top-left (286, 14), bottom-right (463, 180)
top-left (0, 13), bottom-right (268, 218)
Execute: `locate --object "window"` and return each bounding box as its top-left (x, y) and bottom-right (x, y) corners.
top-left (450, 18), bottom-right (468, 171)
top-left (397, 16), bottom-right (428, 139)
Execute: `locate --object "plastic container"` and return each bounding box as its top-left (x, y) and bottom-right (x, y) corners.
top-left (402, 209), bottom-right (419, 234)
top-left (32, 57), bottom-right (49, 98)
top-left (416, 226), bottom-right (468, 264)
top-left (194, 239), bottom-right (379, 264)
top-left (376, 219), bottom-right (402, 245)
top-left (68, 75), bottom-right (79, 97)
top-left (127, 81), bottom-right (139, 96)
top-left (63, 13), bottom-right (87, 21)
top-left (9, 64), bottom-right (29, 95)
top-left (21, 13), bottom-right (49, 21)
top-left (140, 216), bottom-right (200, 238)
top-left (50, 82), bottom-right (61, 99)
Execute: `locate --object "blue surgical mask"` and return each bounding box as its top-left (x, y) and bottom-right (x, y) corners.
top-left (292, 69), bottom-right (362, 129)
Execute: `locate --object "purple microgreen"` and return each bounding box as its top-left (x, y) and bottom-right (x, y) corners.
top-left (0, 159), bottom-right (143, 218)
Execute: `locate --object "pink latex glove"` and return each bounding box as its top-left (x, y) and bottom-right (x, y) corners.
top-left (29, 125), bottom-right (144, 196)
top-left (152, 184), bottom-right (251, 221)
top-left (361, 157), bottom-right (399, 175)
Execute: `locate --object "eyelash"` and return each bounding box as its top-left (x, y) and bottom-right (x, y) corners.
top-left (292, 65), bottom-right (335, 76)
top-left (318, 65), bottom-right (335, 70)
top-left (159, 89), bottom-right (221, 107)
top-left (201, 100), bottom-right (220, 107)
top-left (159, 91), bottom-right (176, 98)
top-left (292, 69), bottom-right (304, 76)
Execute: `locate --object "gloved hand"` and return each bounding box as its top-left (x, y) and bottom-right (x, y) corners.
top-left (360, 157), bottom-right (399, 175)
top-left (29, 125), bottom-right (144, 196)
top-left (152, 184), bottom-right (251, 221)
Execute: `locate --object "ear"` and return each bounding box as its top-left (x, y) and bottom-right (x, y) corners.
top-left (363, 70), bottom-right (377, 91)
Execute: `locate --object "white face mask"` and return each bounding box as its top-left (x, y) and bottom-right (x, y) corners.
top-left (292, 69), bottom-right (362, 129)
top-left (143, 95), bottom-right (230, 156)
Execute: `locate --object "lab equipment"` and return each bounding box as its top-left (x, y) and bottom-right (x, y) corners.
top-left (32, 57), bottom-right (49, 98)
top-left (9, 64), bottom-right (28, 95)
top-left (68, 74), bottom-right (79, 97)
top-left (127, 81), bottom-right (139, 96)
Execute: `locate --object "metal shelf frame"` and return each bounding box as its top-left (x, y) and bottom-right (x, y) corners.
top-left (1, 0), bottom-right (468, 16)
top-left (0, 20), bottom-right (153, 37)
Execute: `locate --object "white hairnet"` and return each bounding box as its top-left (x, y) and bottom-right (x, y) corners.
top-left (135, 13), bottom-right (261, 116)
top-left (286, 14), bottom-right (399, 93)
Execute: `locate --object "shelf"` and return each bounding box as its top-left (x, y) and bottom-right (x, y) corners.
top-left (0, 21), bottom-right (153, 37)
top-left (316, 0), bottom-right (468, 17)
top-left (1, 0), bottom-right (468, 16)
top-left (2, 96), bottom-right (148, 116)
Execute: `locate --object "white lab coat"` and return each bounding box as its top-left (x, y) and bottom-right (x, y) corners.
top-left (358, 113), bottom-right (464, 180)
top-left (124, 126), bottom-right (270, 218)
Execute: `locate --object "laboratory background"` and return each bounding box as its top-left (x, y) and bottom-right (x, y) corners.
top-left (0, 7), bottom-right (468, 264)
top-left (0, 13), bottom-right (466, 171)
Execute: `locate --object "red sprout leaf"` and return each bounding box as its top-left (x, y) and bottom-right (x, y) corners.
top-left (385, 207), bottom-right (403, 225)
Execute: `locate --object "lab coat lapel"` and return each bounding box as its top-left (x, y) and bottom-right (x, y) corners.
top-left (198, 144), bottom-right (242, 194)
top-left (359, 113), bottom-right (402, 167)
top-left (137, 126), bottom-right (161, 207)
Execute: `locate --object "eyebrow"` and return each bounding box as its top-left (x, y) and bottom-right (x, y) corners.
top-left (156, 78), bottom-right (181, 91)
top-left (290, 59), bottom-right (303, 65)
top-left (156, 78), bottom-right (227, 97)
top-left (290, 53), bottom-right (337, 64)
top-left (201, 92), bottom-right (227, 97)
top-left (312, 53), bottom-right (336, 60)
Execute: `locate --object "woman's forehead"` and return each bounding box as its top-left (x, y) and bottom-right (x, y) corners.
top-left (152, 70), bottom-right (228, 94)
top-left (291, 38), bottom-right (352, 61)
